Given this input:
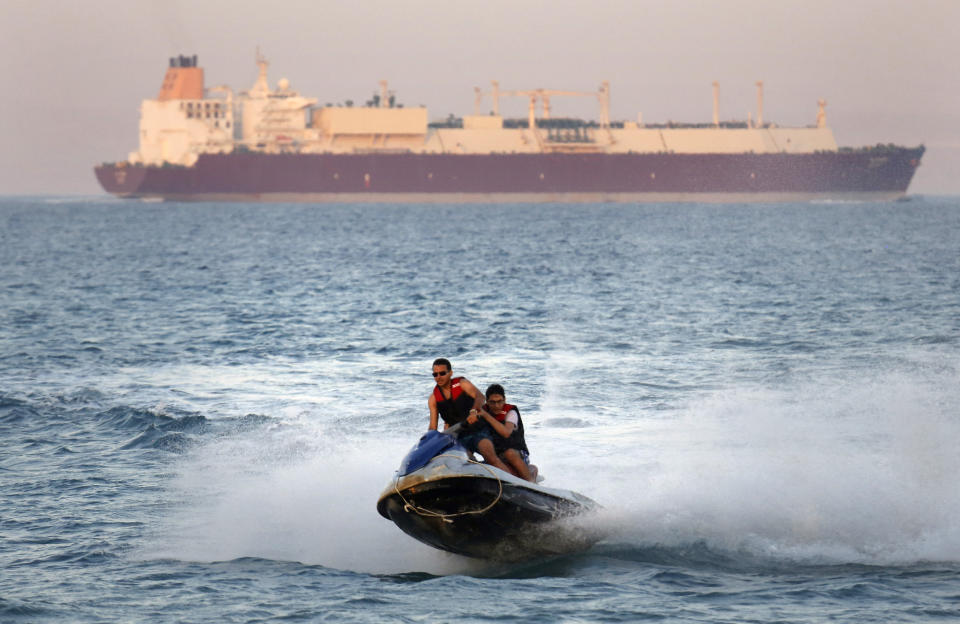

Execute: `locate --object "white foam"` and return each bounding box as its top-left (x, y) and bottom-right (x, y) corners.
top-left (139, 430), bottom-right (490, 575)
top-left (583, 365), bottom-right (960, 565)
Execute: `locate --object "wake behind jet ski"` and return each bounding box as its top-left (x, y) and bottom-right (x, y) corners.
top-left (376, 427), bottom-right (602, 561)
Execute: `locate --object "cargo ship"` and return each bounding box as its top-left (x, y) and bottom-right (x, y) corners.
top-left (95, 53), bottom-right (924, 203)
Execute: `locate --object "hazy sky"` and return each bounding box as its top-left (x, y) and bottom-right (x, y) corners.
top-left (2, 0), bottom-right (958, 194)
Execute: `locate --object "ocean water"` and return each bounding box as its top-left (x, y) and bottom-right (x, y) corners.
top-left (2, 195), bottom-right (959, 622)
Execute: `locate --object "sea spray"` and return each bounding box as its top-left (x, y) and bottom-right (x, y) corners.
top-left (586, 362), bottom-right (960, 565)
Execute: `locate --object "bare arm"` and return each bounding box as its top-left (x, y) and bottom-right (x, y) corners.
top-left (479, 408), bottom-right (516, 439)
top-left (459, 378), bottom-right (485, 411)
top-left (428, 395), bottom-right (439, 431)
top-left (460, 378), bottom-right (486, 425)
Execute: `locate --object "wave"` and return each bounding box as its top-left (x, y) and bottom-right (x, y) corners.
top-left (25, 545), bottom-right (121, 566)
top-left (96, 406), bottom-right (207, 431)
top-left (487, 540), bottom-right (960, 586)
top-left (0, 394), bottom-right (40, 424)
top-left (0, 597), bottom-right (57, 618)
top-left (2, 383), bottom-right (284, 457)
top-left (119, 428), bottom-right (195, 452)
top-left (39, 195), bottom-right (112, 204)
top-left (107, 409), bottom-right (279, 452)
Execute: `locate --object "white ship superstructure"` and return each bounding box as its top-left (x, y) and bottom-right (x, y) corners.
top-left (130, 55), bottom-right (233, 166)
top-left (127, 52), bottom-right (840, 169)
top-left (239, 52), bottom-right (319, 151)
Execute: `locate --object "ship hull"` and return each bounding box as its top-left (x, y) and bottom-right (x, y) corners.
top-left (95, 148), bottom-right (924, 203)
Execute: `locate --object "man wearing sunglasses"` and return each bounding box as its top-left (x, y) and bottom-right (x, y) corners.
top-left (428, 358), bottom-right (513, 475)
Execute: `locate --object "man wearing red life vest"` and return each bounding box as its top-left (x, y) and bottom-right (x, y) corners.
top-left (428, 358), bottom-right (514, 475)
top-left (475, 384), bottom-right (535, 482)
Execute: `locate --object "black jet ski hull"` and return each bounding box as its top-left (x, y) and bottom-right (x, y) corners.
top-left (377, 433), bottom-right (601, 561)
top-left (378, 475), bottom-right (597, 560)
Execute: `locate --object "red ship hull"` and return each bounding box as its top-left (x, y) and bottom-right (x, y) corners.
top-left (95, 148), bottom-right (924, 202)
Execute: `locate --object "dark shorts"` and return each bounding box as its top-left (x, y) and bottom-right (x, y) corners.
top-left (493, 436), bottom-right (525, 455)
top-left (496, 445), bottom-right (530, 464)
top-left (458, 426), bottom-right (494, 453)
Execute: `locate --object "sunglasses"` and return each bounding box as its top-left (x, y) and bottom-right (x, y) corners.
top-left (432, 370), bottom-right (450, 377)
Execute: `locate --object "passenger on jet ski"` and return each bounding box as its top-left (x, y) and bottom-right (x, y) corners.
top-left (474, 384), bottom-right (536, 482)
top-left (427, 358), bottom-right (514, 475)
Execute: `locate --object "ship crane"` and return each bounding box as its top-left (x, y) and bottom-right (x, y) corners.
top-left (475, 81), bottom-right (611, 131)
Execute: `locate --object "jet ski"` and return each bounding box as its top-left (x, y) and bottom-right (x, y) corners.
top-left (376, 427), bottom-right (602, 561)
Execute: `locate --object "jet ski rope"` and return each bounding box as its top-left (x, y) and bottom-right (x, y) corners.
top-left (394, 454), bottom-right (503, 524)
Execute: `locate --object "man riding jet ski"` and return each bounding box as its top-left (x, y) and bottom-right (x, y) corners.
top-left (377, 359), bottom-right (601, 561)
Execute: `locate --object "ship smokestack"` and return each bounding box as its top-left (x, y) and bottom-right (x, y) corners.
top-left (158, 53), bottom-right (204, 100)
top-left (756, 80), bottom-right (764, 127)
top-left (712, 82), bottom-right (719, 127)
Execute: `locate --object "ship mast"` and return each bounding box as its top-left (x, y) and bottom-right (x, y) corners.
top-left (756, 80), bottom-right (764, 127)
top-left (712, 82), bottom-right (720, 127)
top-left (249, 47), bottom-right (271, 98)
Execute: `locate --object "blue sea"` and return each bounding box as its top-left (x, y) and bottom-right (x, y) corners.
top-left (2, 195), bottom-right (959, 622)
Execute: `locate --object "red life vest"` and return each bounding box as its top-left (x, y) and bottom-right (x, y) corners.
top-left (432, 377), bottom-right (474, 426)
top-left (490, 403), bottom-right (518, 423)
top-left (483, 402), bottom-right (528, 453)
